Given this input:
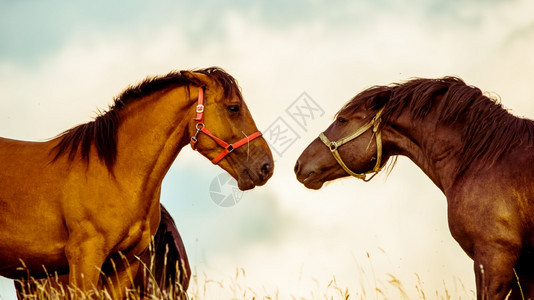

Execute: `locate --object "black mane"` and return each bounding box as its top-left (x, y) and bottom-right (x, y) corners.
top-left (51, 67), bottom-right (241, 171)
top-left (339, 76), bottom-right (534, 175)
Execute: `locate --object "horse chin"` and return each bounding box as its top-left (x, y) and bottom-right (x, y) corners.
top-left (237, 180), bottom-right (256, 191)
top-left (237, 176), bottom-right (267, 191)
top-left (296, 172), bottom-right (325, 190)
top-left (235, 169), bottom-right (259, 191)
top-left (303, 179), bottom-right (324, 190)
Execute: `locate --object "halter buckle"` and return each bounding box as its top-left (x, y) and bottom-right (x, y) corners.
top-left (227, 144), bottom-right (234, 153)
top-left (196, 104), bottom-right (204, 113)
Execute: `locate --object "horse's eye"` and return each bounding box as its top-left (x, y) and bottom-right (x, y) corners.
top-left (337, 117), bottom-right (347, 123)
top-left (227, 105), bottom-right (240, 113)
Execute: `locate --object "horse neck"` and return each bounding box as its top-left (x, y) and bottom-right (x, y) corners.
top-left (113, 86), bottom-right (195, 190)
top-left (382, 112), bottom-right (463, 194)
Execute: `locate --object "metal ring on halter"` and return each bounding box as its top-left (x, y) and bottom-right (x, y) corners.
top-left (191, 123), bottom-right (204, 142)
top-left (329, 141), bottom-right (338, 152)
top-left (196, 104), bottom-right (204, 113)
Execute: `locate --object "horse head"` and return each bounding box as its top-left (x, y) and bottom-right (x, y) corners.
top-left (183, 70), bottom-right (274, 190)
top-left (295, 87), bottom-right (393, 189)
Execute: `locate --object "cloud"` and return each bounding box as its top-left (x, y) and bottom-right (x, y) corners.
top-left (162, 150), bottom-right (300, 260)
top-left (1, 0), bottom-right (534, 298)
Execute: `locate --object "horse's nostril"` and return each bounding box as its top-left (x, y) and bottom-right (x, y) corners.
top-left (294, 160), bottom-right (301, 174)
top-left (261, 163), bottom-right (272, 177)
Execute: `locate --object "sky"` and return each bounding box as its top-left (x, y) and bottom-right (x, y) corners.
top-left (1, 0), bottom-right (534, 299)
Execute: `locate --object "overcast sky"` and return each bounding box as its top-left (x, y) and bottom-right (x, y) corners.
top-left (1, 0), bottom-right (534, 299)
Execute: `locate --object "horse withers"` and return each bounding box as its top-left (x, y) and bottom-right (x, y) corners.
top-left (295, 77), bottom-right (534, 299)
top-left (0, 67), bottom-right (274, 297)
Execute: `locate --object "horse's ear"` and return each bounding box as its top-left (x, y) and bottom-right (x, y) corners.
top-left (181, 71), bottom-right (214, 88)
top-left (370, 88), bottom-right (391, 110)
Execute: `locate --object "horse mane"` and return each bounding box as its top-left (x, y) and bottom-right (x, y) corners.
top-left (51, 67), bottom-right (242, 171)
top-left (340, 76), bottom-right (534, 176)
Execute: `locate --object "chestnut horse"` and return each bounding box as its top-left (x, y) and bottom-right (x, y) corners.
top-left (295, 77), bottom-right (534, 299)
top-left (0, 67), bottom-right (273, 297)
top-left (15, 205), bottom-right (191, 299)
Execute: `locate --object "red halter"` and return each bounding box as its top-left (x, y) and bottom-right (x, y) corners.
top-left (190, 87), bottom-right (263, 164)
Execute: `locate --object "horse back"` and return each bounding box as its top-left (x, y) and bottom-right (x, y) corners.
top-left (0, 137), bottom-right (71, 275)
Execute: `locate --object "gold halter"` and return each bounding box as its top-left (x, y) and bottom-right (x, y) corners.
top-left (319, 107), bottom-right (385, 182)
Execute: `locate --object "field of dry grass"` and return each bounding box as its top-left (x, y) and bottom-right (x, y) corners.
top-left (13, 256), bottom-right (476, 300)
top-left (13, 272), bottom-right (475, 300)
top-left (187, 268), bottom-right (475, 300)
top-left (7, 243), bottom-right (476, 299)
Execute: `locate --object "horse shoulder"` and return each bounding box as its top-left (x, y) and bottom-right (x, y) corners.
top-left (446, 163), bottom-right (531, 255)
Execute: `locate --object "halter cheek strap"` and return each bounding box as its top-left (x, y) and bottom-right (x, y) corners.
top-left (319, 107), bottom-right (384, 182)
top-left (190, 87), bottom-right (263, 164)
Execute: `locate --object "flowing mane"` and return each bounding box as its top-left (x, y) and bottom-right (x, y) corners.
top-left (339, 76), bottom-right (534, 176)
top-left (51, 67), bottom-right (242, 170)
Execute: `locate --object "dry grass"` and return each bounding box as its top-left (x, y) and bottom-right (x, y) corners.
top-left (14, 248), bottom-right (187, 300)
top-left (13, 270), bottom-right (475, 300)
top-left (187, 268), bottom-right (474, 300)
top-left (13, 250), bottom-right (475, 300)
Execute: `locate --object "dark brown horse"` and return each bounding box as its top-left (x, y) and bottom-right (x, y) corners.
top-left (134, 205), bottom-right (190, 298)
top-left (15, 205), bottom-right (190, 299)
top-left (0, 67), bottom-right (273, 297)
top-left (295, 77), bottom-right (534, 299)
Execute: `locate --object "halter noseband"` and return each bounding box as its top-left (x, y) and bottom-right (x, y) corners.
top-left (190, 87), bottom-right (262, 164)
top-left (319, 107), bottom-right (385, 182)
